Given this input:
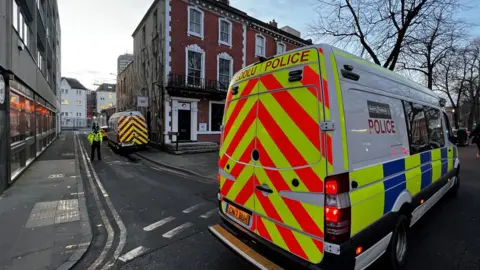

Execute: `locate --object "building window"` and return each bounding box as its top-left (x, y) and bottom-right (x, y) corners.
top-left (76, 100), bottom-right (82, 105)
top-left (61, 99), bottom-right (69, 105)
top-left (403, 101), bottom-right (429, 155)
top-left (37, 52), bottom-right (43, 70)
top-left (10, 91), bottom-right (23, 143)
top-left (217, 52), bottom-right (233, 90)
top-left (108, 93), bottom-right (113, 99)
top-left (12, 1), bottom-right (18, 31)
top-left (425, 107), bottom-right (445, 148)
top-left (100, 105), bottom-right (105, 110)
top-left (153, 9), bottom-right (158, 33)
top-left (109, 103), bottom-right (113, 108)
top-left (186, 45), bottom-right (205, 86)
top-left (218, 18), bottom-right (232, 46)
top-left (77, 90), bottom-right (81, 95)
top-left (188, 7), bottom-right (203, 38)
top-left (277, 42), bottom-right (286, 54)
top-left (142, 25), bottom-right (146, 47)
top-left (210, 102), bottom-right (225, 132)
top-left (256, 34), bottom-right (266, 57)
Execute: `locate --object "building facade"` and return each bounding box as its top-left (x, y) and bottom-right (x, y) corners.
top-left (60, 77), bottom-right (88, 128)
top-left (116, 0), bottom-right (311, 145)
top-left (95, 83), bottom-right (116, 113)
top-left (0, 0), bottom-right (61, 191)
top-left (117, 53), bottom-right (133, 75)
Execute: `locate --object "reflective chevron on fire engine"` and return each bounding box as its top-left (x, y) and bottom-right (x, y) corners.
top-left (218, 48), bottom-right (334, 264)
top-left (118, 114), bottom-right (148, 145)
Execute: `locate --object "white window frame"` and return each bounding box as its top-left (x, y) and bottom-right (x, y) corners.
top-left (185, 44), bottom-right (205, 85)
top-left (217, 52), bottom-right (233, 90)
top-left (187, 6), bottom-right (204, 39)
top-left (218, 18), bottom-right (232, 47)
top-left (276, 41), bottom-right (286, 55)
top-left (208, 100), bottom-right (226, 134)
top-left (255, 34), bottom-right (266, 57)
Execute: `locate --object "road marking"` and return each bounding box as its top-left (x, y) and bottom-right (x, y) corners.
top-left (200, 208), bottom-right (218, 219)
top-left (48, 174), bottom-right (64, 178)
top-left (78, 136), bottom-right (128, 270)
top-left (70, 192), bottom-right (84, 196)
top-left (162, 222), bottom-right (194, 238)
top-left (182, 203), bottom-right (205, 214)
top-left (118, 246), bottom-right (150, 263)
top-left (143, 216), bottom-right (176, 232)
top-left (76, 135), bottom-right (114, 270)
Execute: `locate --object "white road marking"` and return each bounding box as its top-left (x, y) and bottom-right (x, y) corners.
top-left (182, 203), bottom-right (205, 214)
top-left (143, 216), bottom-right (176, 232)
top-left (200, 208), bottom-right (218, 219)
top-left (162, 222), bottom-right (194, 238)
top-left (76, 135), bottom-right (114, 270)
top-left (118, 246), bottom-right (150, 263)
top-left (70, 192), bottom-right (84, 196)
top-left (78, 135), bottom-right (128, 270)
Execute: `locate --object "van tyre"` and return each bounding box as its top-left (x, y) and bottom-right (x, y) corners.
top-left (449, 175), bottom-right (460, 197)
top-left (384, 215), bottom-right (409, 270)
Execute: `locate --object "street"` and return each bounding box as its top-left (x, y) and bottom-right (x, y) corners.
top-left (73, 131), bottom-right (480, 270)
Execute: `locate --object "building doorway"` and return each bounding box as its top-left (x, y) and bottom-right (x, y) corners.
top-left (178, 110), bottom-right (191, 141)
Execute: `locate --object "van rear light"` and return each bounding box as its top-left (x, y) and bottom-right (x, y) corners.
top-left (324, 173), bottom-right (351, 243)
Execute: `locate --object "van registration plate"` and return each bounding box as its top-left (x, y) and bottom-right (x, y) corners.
top-left (226, 204), bottom-right (250, 226)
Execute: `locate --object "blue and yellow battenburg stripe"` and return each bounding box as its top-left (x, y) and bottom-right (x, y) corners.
top-left (349, 146), bottom-right (458, 236)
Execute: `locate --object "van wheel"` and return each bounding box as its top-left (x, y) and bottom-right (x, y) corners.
top-left (385, 215), bottom-right (409, 269)
top-left (449, 175), bottom-right (460, 197)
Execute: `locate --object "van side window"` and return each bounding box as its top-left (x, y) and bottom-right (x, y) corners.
top-left (403, 101), bottom-right (429, 155)
top-left (424, 107), bottom-right (445, 148)
top-left (442, 112), bottom-right (453, 139)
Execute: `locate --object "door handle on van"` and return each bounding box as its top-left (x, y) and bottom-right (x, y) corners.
top-left (256, 185), bottom-right (273, 194)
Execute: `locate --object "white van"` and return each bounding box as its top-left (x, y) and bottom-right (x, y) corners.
top-left (209, 44), bottom-right (460, 270)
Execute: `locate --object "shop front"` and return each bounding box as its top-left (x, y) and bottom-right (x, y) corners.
top-left (9, 78), bottom-right (57, 182)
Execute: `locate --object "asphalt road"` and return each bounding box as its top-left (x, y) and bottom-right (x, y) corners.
top-left (73, 131), bottom-right (480, 270)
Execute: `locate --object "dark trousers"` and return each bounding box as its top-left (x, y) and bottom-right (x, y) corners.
top-left (91, 141), bottom-right (101, 160)
top-left (476, 141), bottom-right (480, 153)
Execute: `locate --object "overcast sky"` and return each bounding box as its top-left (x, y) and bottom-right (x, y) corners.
top-left (58, 0), bottom-right (480, 90)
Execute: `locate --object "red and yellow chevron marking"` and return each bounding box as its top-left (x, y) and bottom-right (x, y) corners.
top-left (218, 49), bottom-right (331, 263)
top-left (118, 115), bottom-right (148, 145)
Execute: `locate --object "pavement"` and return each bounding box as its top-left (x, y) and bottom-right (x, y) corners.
top-left (0, 131), bottom-right (92, 270)
top-left (135, 147), bottom-right (218, 181)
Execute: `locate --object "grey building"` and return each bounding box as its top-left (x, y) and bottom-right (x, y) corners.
top-left (117, 53), bottom-right (133, 74)
top-left (0, 0), bottom-right (61, 193)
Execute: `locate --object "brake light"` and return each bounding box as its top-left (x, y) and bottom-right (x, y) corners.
top-left (324, 173), bottom-right (351, 243)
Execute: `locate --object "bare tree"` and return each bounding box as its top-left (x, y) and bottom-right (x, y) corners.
top-left (459, 40), bottom-right (480, 129)
top-left (309, 0), bottom-right (457, 71)
top-left (399, 1), bottom-right (465, 89)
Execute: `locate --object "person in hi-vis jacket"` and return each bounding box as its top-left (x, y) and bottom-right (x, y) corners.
top-left (88, 126), bottom-right (103, 161)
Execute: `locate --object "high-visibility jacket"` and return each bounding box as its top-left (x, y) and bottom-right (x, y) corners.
top-left (88, 131), bottom-right (103, 144)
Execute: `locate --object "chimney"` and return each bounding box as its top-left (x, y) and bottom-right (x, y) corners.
top-left (217, 0), bottom-right (230, 5)
top-left (269, 19), bottom-right (278, 28)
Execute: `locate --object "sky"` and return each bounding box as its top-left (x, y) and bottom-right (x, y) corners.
top-left (58, 0), bottom-right (480, 90)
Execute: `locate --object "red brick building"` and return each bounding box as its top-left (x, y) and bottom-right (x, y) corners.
top-left (117, 0), bottom-right (312, 146)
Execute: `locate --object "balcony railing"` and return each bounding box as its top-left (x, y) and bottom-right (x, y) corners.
top-left (167, 73), bottom-right (229, 93)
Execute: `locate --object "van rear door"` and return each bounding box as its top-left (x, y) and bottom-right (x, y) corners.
top-left (253, 48), bottom-right (328, 264)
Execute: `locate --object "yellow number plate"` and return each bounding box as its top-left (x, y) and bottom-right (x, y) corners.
top-left (227, 204), bottom-right (251, 226)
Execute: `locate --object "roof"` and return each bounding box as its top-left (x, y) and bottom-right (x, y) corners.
top-left (62, 77), bottom-right (88, 90)
top-left (131, 0), bottom-right (311, 45)
top-left (95, 83), bottom-right (116, 92)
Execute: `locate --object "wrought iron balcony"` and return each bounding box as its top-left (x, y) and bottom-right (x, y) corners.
top-left (167, 73), bottom-right (229, 94)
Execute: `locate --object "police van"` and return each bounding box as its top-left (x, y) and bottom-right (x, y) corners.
top-left (209, 44), bottom-right (460, 270)
top-left (107, 111), bottom-right (149, 153)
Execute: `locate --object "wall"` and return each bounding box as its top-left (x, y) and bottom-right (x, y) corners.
top-left (169, 0), bottom-right (244, 79)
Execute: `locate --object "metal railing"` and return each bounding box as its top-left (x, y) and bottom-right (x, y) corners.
top-left (167, 73), bottom-right (229, 93)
